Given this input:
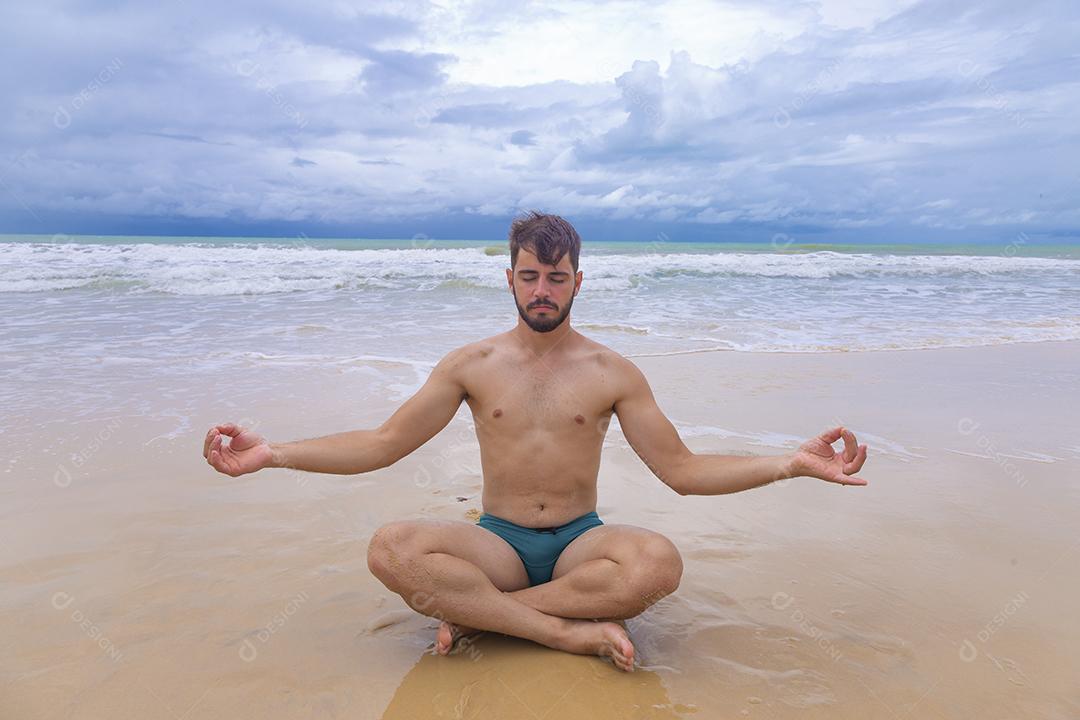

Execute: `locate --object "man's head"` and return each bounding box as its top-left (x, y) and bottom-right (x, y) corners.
top-left (505, 211), bottom-right (583, 333)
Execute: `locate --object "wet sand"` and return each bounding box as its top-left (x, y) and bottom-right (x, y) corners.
top-left (2, 340), bottom-right (1079, 718)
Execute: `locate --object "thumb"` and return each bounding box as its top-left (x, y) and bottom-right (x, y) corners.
top-left (229, 429), bottom-right (265, 452)
top-left (818, 426), bottom-right (843, 444)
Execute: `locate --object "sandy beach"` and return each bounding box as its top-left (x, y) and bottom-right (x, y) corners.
top-left (2, 337), bottom-right (1078, 718)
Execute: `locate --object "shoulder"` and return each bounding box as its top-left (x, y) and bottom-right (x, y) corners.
top-left (437, 338), bottom-right (497, 372)
top-left (577, 334), bottom-right (637, 370)
top-left (431, 335), bottom-right (503, 395)
top-left (575, 335), bottom-right (648, 397)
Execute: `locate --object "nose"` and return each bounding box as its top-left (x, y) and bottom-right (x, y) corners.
top-left (532, 279), bottom-right (554, 303)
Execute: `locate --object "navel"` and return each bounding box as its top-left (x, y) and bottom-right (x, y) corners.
top-left (492, 408), bottom-right (503, 418)
top-left (574, 414), bottom-right (585, 425)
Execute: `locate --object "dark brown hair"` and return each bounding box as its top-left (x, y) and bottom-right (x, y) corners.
top-left (508, 210), bottom-right (581, 271)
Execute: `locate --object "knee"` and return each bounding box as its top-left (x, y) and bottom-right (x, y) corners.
top-left (367, 520), bottom-right (422, 589)
top-left (632, 534), bottom-right (683, 601)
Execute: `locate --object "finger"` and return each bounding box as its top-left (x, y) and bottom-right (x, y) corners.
top-left (210, 447), bottom-right (235, 476)
top-left (839, 474), bottom-right (868, 486)
top-left (818, 426), bottom-right (843, 444)
top-left (841, 428), bottom-right (858, 463)
top-left (203, 427), bottom-right (221, 458)
top-left (204, 424), bottom-right (239, 457)
top-left (844, 444), bottom-right (868, 474)
top-left (830, 469), bottom-right (867, 485)
top-left (209, 434), bottom-right (223, 461)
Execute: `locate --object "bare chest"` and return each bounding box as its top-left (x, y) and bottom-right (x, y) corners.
top-left (465, 360), bottom-right (616, 436)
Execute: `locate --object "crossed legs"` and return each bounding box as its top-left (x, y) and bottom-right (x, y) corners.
top-left (366, 519), bottom-right (683, 672)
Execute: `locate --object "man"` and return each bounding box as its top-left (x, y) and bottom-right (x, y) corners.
top-left (203, 211), bottom-right (869, 673)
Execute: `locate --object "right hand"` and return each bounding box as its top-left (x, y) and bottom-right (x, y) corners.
top-left (203, 423), bottom-right (274, 477)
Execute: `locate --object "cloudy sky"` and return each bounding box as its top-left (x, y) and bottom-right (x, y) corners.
top-left (1, 0), bottom-right (1077, 242)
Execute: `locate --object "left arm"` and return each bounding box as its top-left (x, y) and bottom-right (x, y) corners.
top-left (612, 358), bottom-right (868, 495)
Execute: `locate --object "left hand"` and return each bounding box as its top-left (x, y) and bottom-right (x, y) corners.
top-left (790, 426), bottom-right (868, 486)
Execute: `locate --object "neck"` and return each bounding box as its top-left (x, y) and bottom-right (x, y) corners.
top-left (511, 316), bottom-right (575, 357)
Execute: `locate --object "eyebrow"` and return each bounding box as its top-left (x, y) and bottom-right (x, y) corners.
top-left (518, 269), bottom-right (570, 276)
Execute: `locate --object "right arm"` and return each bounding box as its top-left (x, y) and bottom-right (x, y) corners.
top-left (204, 348), bottom-right (470, 476)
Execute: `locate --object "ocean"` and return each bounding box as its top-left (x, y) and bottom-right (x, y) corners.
top-left (5, 233), bottom-right (1077, 446)
top-left (5, 236), bottom-right (1080, 348)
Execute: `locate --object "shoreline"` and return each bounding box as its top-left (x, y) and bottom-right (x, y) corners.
top-left (625, 336), bottom-right (1080, 357)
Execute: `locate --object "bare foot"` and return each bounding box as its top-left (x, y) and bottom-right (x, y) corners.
top-left (435, 620), bottom-right (481, 655)
top-left (560, 619), bottom-right (635, 672)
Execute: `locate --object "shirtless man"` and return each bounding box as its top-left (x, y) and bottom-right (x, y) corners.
top-left (203, 211), bottom-right (869, 672)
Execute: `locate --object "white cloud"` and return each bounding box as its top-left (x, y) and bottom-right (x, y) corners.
top-left (411, 0), bottom-right (815, 86)
top-left (1, 0), bottom-right (1077, 237)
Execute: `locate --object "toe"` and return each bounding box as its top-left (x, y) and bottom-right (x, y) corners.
top-left (601, 624), bottom-right (635, 672)
top-left (435, 622), bottom-right (453, 655)
top-left (615, 645), bottom-right (634, 672)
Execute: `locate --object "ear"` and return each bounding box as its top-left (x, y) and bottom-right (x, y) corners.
top-left (505, 267), bottom-right (513, 290)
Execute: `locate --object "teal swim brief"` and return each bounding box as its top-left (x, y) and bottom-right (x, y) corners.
top-left (477, 511), bottom-right (604, 586)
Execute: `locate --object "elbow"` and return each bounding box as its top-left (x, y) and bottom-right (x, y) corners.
top-left (373, 427), bottom-right (403, 470)
top-left (660, 464), bottom-right (693, 496)
top-left (663, 453), bottom-right (696, 496)
top-left (670, 479), bottom-right (694, 496)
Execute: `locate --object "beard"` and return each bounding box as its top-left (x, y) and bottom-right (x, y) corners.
top-left (513, 288), bottom-right (574, 333)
